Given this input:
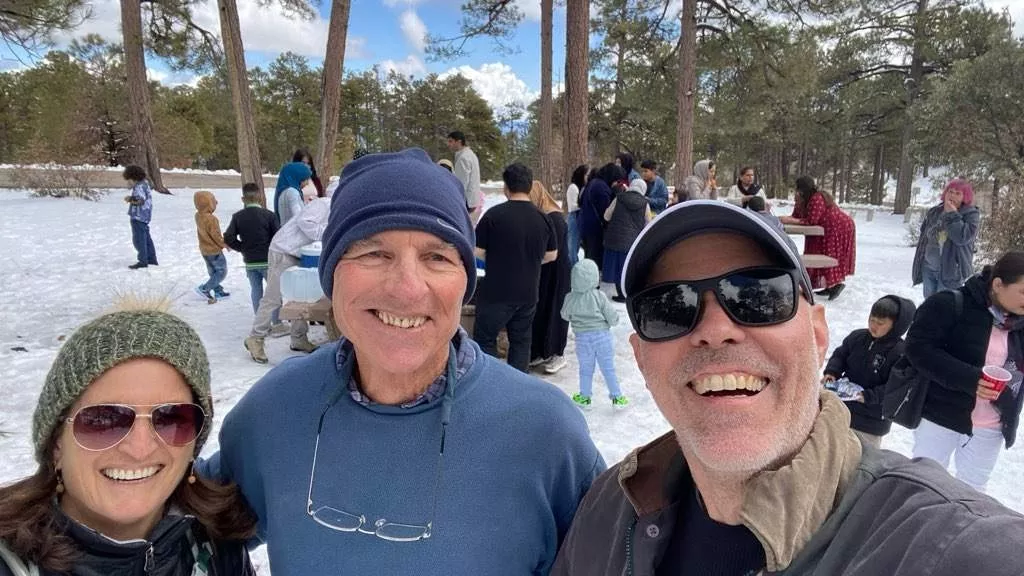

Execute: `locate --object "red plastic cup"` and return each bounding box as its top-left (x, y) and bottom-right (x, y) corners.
top-left (981, 365), bottom-right (1012, 392)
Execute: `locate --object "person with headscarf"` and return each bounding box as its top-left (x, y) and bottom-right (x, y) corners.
top-left (274, 161), bottom-right (313, 226)
top-left (680, 159), bottom-right (718, 201)
top-left (292, 149), bottom-right (324, 197)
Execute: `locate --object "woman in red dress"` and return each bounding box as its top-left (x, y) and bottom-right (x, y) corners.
top-left (780, 176), bottom-right (856, 300)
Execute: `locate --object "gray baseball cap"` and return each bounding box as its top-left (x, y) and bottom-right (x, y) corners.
top-left (620, 200), bottom-right (815, 303)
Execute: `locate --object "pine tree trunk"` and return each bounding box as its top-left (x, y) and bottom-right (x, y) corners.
top-left (217, 0), bottom-right (266, 207)
top-left (564, 0), bottom-right (588, 188)
top-left (539, 0), bottom-right (554, 192)
top-left (119, 0), bottom-right (167, 194)
top-left (894, 0), bottom-right (929, 215)
top-left (871, 143), bottom-right (885, 205)
top-left (674, 0), bottom-right (697, 187)
top-left (612, 1), bottom-right (627, 151)
top-left (317, 0), bottom-right (351, 182)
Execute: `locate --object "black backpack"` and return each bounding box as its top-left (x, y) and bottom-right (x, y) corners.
top-left (882, 290), bottom-right (964, 429)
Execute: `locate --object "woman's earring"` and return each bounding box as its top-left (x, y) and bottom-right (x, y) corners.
top-left (187, 460), bottom-right (196, 485)
top-left (55, 470), bottom-right (65, 494)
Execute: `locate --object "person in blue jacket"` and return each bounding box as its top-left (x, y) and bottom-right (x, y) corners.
top-left (200, 148), bottom-right (605, 575)
top-left (639, 159), bottom-right (669, 215)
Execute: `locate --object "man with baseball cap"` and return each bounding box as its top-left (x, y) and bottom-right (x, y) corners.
top-left (201, 148), bottom-right (603, 574)
top-left (554, 200), bottom-right (1024, 575)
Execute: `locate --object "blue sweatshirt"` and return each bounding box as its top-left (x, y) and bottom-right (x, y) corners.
top-left (203, 336), bottom-right (604, 576)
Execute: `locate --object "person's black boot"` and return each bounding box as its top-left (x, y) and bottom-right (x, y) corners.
top-left (828, 283), bottom-right (846, 301)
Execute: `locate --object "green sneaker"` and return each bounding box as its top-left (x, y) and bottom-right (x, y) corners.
top-left (611, 395), bottom-right (630, 409)
top-left (571, 393), bottom-right (592, 409)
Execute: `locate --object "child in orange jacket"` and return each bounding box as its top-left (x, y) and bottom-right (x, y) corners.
top-left (194, 190), bottom-right (230, 304)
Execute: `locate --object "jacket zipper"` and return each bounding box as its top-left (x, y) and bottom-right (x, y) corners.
top-left (144, 544), bottom-right (154, 573)
top-left (624, 516), bottom-right (638, 576)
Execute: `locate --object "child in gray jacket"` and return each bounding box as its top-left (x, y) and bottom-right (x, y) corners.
top-left (561, 259), bottom-right (628, 409)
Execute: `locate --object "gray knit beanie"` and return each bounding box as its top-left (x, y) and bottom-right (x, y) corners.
top-left (32, 310), bottom-right (213, 464)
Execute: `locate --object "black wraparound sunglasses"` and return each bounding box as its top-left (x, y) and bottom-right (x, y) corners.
top-left (627, 266), bottom-right (800, 342)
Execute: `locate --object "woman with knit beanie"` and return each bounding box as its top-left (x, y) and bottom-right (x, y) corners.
top-left (0, 302), bottom-right (256, 575)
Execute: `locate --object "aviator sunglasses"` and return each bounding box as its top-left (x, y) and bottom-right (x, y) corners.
top-left (65, 403), bottom-right (206, 451)
top-left (627, 266), bottom-right (801, 342)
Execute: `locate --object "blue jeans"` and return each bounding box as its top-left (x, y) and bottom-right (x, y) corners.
top-left (130, 219), bottom-right (157, 265)
top-left (199, 253), bottom-right (227, 293)
top-left (566, 211), bottom-right (581, 266)
top-left (922, 266), bottom-right (960, 298)
top-left (246, 268), bottom-right (267, 313)
top-left (575, 330), bottom-right (621, 399)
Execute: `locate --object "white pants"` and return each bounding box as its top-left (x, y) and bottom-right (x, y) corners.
top-left (912, 418), bottom-right (1004, 492)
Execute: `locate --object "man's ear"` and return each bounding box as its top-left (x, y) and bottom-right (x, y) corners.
top-left (629, 332), bottom-right (645, 371)
top-left (809, 303), bottom-right (829, 367)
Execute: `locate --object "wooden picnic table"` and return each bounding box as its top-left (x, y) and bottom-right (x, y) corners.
top-left (784, 224), bottom-right (824, 236)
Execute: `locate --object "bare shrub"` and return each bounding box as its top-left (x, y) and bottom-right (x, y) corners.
top-left (12, 166), bottom-right (107, 201)
top-left (979, 181), bottom-right (1024, 263)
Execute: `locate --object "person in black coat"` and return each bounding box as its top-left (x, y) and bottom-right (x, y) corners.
top-left (224, 183), bottom-right (281, 315)
top-left (906, 251), bottom-right (1024, 493)
top-left (578, 164), bottom-right (622, 270)
top-left (823, 295), bottom-right (916, 446)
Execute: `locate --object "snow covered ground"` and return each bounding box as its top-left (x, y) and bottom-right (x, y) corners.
top-left (0, 187), bottom-right (1020, 574)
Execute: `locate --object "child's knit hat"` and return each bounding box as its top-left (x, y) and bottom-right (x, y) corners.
top-left (32, 309), bottom-right (213, 463)
top-left (318, 148), bottom-right (477, 303)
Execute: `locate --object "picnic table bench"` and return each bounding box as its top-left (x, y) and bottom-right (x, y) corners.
top-left (783, 224), bottom-right (838, 269)
top-left (279, 298), bottom-right (342, 340)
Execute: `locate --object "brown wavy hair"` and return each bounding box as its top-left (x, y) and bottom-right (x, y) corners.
top-left (0, 426), bottom-right (257, 571)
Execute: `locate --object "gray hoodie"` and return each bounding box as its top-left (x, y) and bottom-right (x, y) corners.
top-left (561, 259), bottom-right (619, 333)
top-left (911, 203), bottom-right (980, 287)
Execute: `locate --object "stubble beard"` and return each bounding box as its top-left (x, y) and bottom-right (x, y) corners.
top-left (660, 343), bottom-right (822, 477)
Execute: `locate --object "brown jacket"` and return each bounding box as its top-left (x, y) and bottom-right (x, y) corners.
top-left (194, 191), bottom-right (226, 256)
top-left (553, 391), bottom-right (1024, 575)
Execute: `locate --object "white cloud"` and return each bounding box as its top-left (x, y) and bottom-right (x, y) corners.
top-left (399, 10), bottom-right (428, 52)
top-left (380, 54), bottom-right (428, 77)
top-left (515, 0), bottom-right (542, 22)
top-left (383, 0), bottom-right (425, 6)
top-left (989, 0), bottom-right (1024, 34)
top-left (440, 62), bottom-right (538, 114)
top-left (51, 0), bottom-right (370, 61)
top-left (147, 68), bottom-right (203, 87)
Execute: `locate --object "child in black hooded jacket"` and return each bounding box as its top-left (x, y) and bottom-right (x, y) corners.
top-left (823, 295), bottom-right (917, 446)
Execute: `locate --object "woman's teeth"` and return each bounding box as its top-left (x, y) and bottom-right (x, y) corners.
top-left (102, 466), bottom-right (161, 481)
top-left (375, 311), bottom-right (427, 329)
top-left (691, 374), bottom-right (767, 396)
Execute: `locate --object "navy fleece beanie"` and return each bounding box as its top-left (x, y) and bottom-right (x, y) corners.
top-left (319, 148), bottom-right (477, 303)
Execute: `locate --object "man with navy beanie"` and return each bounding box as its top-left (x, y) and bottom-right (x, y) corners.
top-left (201, 148), bottom-right (605, 575)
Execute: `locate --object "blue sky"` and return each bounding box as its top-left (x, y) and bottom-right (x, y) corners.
top-left (5, 0), bottom-right (1024, 113)
top-left (0, 0), bottom-right (575, 113)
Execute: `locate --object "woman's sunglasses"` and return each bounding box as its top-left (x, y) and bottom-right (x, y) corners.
top-left (626, 267), bottom-right (800, 342)
top-left (65, 403), bottom-right (206, 451)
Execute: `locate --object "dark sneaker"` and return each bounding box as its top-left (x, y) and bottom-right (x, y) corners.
top-left (215, 289), bottom-right (231, 300)
top-left (195, 285), bottom-right (216, 304)
top-left (128, 262), bottom-right (148, 270)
